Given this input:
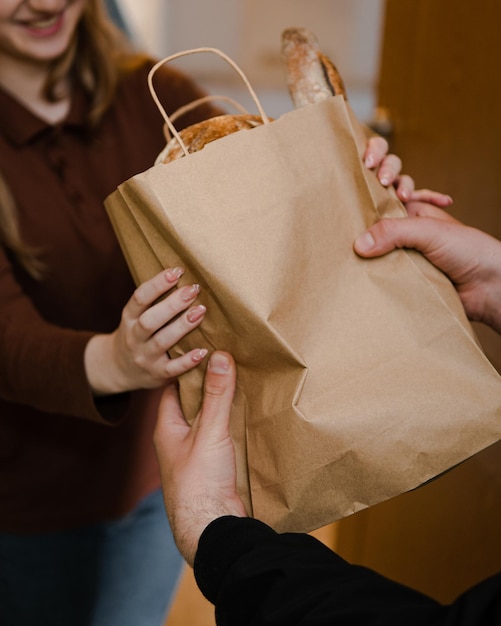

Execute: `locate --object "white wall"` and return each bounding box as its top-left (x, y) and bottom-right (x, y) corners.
top-left (116, 0), bottom-right (384, 122)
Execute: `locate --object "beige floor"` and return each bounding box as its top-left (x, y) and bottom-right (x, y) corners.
top-left (165, 565), bottom-right (215, 626)
top-left (164, 525), bottom-right (335, 625)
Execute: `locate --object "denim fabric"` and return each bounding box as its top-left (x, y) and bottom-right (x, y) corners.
top-left (0, 489), bottom-right (183, 626)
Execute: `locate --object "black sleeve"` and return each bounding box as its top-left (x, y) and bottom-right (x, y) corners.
top-left (194, 516), bottom-right (501, 626)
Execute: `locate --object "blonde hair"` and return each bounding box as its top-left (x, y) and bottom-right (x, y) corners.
top-left (1, 0), bottom-right (148, 278)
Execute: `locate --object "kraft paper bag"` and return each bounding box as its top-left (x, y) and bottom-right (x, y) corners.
top-left (105, 48), bottom-right (501, 533)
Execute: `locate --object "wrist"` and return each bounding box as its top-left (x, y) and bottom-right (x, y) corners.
top-left (458, 231), bottom-right (501, 336)
top-left (476, 245), bottom-right (501, 334)
top-left (84, 333), bottom-right (128, 395)
top-left (169, 495), bottom-right (247, 567)
top-left (483, 286), bottom-right (501, 335)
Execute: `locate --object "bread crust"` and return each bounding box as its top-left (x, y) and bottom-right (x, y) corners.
top-left (157, 114), bottom-right (265, 164)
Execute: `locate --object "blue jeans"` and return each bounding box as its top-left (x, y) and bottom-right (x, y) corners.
top-left (0, 489), bottom-right (183, 626)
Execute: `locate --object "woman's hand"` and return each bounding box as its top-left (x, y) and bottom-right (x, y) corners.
top-left (84, 268), bottom-right (208, 395)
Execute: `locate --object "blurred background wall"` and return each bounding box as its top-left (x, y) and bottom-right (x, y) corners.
top-left (112, 0), bottom-right (384, 122)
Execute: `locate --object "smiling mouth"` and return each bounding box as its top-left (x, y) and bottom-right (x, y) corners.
top-left (18, 11), bottom-right (64, 34)
top-left (29, 15), bottom-right (60, 29)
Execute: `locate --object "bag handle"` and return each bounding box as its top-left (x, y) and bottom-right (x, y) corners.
top-left (165, 94), bottom-right (252, 141)
top-left (148, 47), bottom-right (271, 158)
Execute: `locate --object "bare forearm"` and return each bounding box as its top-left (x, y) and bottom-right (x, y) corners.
top-left (166, 495), bottom-right (246, 567)
top-left (456, 231), bottom-right (501, 335)
top-left (479, 274), bottom-right (501, 335)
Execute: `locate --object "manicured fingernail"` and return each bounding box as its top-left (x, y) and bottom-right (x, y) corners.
top-left (380, 176), bottom-right (390, 186)
top-left (165, 267), bottom-right (184, 282)
top-left (355, 231), bottom-right (375, 252)
top-left (399, 189), bottom-right (410, 201)
top-left (186, 304), bottom-right (206, 323)
top-left (192, 348), bottom-right (208, 363)
top-left (180, 284), bottom-right (200, 301)
top-left (365, 153), bottom-right (375, 168)
top-left (208, 353), bottom-right (230, 374)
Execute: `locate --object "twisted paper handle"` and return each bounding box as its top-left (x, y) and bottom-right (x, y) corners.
top-left (148, 47), bottom-right (271, 158)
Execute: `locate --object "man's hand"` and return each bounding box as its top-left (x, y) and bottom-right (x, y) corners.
top-left (363, 136), bottom-right (415, 201)
top-left (354, 195), bottom-right (501, 334)
top-left (154, 351), bottom-right (246, 567)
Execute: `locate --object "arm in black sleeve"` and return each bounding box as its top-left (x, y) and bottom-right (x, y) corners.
top-left (194, 516), bottom-right (501, 626)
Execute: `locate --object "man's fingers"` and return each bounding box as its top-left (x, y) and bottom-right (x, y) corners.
top-left (394, 174), bottom-right (415, 201)
top-left (354, 216), bottom-right (443, 258)
top-left (407, 189), bottom-right (453, 209)
top-left (363, 136), bottom-right (389, 168)
top-left (197, 351), bottom-right (236, 439)
top-left (155, 382), bottom-right (190, 449)
top-left (376, 154), bottom-right (403, 187)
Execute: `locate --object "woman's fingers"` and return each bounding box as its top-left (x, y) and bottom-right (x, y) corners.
top-left (124, 268), bottom-right (206, 344)
top-left (157, 348), bottom-right (209, 380)
top-left (138, 283), bottom-right (202, 340)
top-left (146, 303), bottom-right (207, 357)
top-left (117, 267), bottom-right (210, 382)
top-left (124, 268), bottom-right (183, 321)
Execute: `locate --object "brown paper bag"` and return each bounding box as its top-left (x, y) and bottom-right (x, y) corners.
top-left (105, 48), bottom-right (501, 533)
